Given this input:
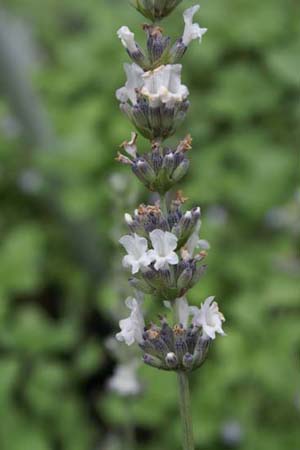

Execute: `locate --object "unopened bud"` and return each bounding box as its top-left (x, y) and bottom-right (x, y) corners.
top-left (131, 104), bottom-right (150, 135)
top-left (182, 352), bottom-right (194, 369)
top-left (193, 337), bottom-right (210, 368)
top-left (151, 149), bottom-right (163, 172)
top-left (128, 46), bottom-right (147, 68)
top-left (193, 207), bottom-right (201, 221)
top-left (174, 331), bottom-right (188, 361)
top-left (171, 159), bottom-right (189, 182)
top-left (131, 0), bottom-right (184, 22)
top-left (190, 264), bottom-right (207, 286)
top-left (165, 352), bottom-right (178, 369)
top-left (162, 152), bottom-right (175, 175)
top-left (177, 267), bottom-right (193, 290)
top-left (159, 268), bottom-right (172, 288)
top-left (148, 106), bottom-right (162, 131)
top-left (132, 159), bottom-right (156, 185)
top-left (144, 24), bottom-right (171, 64)
top-left (162, 105), bottom-right (175, 131)
top-left (169, 39), bottom-right (187, 63)
top-left (143, 353), bottom-right (165, 369)
top-left (129, 277), bottom-right (154, 294)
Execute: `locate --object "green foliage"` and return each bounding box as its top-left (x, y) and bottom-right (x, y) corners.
top-left (0, 0), bottom-right (299, 449)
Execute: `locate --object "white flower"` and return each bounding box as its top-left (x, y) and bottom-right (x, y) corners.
top-left (184, 221), bottom-right (210, 259)
top-left (141, 64), bottom-right (189, 108)
top-left (164, 297), bottom-right (190, 327)
top-left (182, 5), bottom-right (207, 46)
top-left (175, 296), bottom-right (190, 328)
top-left (117, 26), bottom-right (138, 54)
top-left (116, 297), bottom-right (145, 345)
top-left (148, 229), bottom-right (179, 270)
top-left (191, 296), bottom-right (225, 339)
top-left (119, 233), bottom-right (153, 274)
top-left (124, 212), bottom-right (134, 225)
top-left (116, 63), bottom-right (144, 104)
top-left (107, 360), bottom-right (141, 396)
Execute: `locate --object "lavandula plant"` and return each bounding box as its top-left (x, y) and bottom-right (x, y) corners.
top-left (115, 3), bottom-right (226, 449)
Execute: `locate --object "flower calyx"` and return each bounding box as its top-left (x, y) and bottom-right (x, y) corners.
top-left (116, 133), bottom-right (191, 193)
top-left (130, 0), bottom-right (183, 22)
top-left (117, 6), bottom-right (207, 72)
top-left (116, 63), bottom-right (189, 140)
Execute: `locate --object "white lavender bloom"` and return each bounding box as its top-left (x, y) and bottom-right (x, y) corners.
top-left (164, 297), bottom-right (190, 327)
top-left (116, 297), bottom-right (145, 345)
top-left (184, 221), bottom-right (210, 258)
top-left (119, 233), bottom-right (153, 274)
top-left (117, 26), bottom-right (138, 53)
top-left (124, 212), bottom-right (134, 225)
top-left (191, 296), bottom-right (225, 339)
top-left (182, 5), bottom-right (207, 46)
top-left (116, 63), bottom-right (144, 104)
top-left (141, 64), bottom-right (189, 108)
top-left (107, 360), bottom-right (141, 395)
top-left (175, 296), bottom-right (190, 328)
top-left (148, 229), bottom-right (179, 270)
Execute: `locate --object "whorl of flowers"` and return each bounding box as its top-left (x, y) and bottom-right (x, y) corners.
top-left (115, 2), bottom-right (225, 373)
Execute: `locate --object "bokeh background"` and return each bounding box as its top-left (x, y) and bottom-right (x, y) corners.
top-left (0, 0), bottom-right (299, 449)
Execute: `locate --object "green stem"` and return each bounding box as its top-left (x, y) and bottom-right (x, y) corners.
top-left (160, 192), bottom-right (169, 218)
top-left (177, 371), bottom-right (195, 450)
top-left (124, 398), bottom-right (136, 450)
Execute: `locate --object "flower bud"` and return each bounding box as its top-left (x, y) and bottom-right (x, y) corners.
top-left (128, 47), bottom-right (148, 68)
top-left (186, 326), bottom-right (199, 353)
top-left (190, 264), bottom-right (207, 287)
top-left (131, 104), bottom-right (151, 137)
top-left (129, 277), bottom-right (154, 294)
top-left (193, 336), bottom-right (210, 368)
top-left (165, 352), bottom-right (178, 369)
top-left (193, 207), bottom-right (201, 221)
top-left (171, 159), bottom-right (189, 182)
top-left (161, 322), bottom-right (174, 349)
top-left (143, 353), bottom-right (165, 369)
top-left (149, 106), bottom-right (162, 132)
top-left (132, 159), bottom-right (157, 186)
top-left (174, 326), bottom-right (188, 361)
top-left (144, 25), bottom-right (171, 65)
top-left (169, 39), bottom-right (187, 63)
top-left (162, 152), bottom-right (175, 177)
top-left (159, 268), bottom-right (172, 287)
top-left (151, 148), bottom-right (163, 172)
top-left (177, 267), bottom-right (193, 291)
top-left (152, 337), bottom-right (169, 359)
top-left (161, 106), bottom-right (175, 132)
top-left (131, 0), bottom-right (183, 22)
top-left (182, 352), bottom-right (194, 369)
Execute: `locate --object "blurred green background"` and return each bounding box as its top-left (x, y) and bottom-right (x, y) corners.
top-left (0, 0), bottom-right (299, 449)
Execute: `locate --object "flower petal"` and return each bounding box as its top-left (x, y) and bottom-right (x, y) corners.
top-left (175, 296), bottom-right (190, 328)
top-left (164, 231), bottom-right (178, 252)
top-left (166, 252), bottom-right (179, 265)
top-left (117, 26), bottom-right (137, 53)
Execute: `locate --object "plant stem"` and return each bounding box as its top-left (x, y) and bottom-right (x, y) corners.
top-left (160, 192), bottom-right (168, 217)
top-left (124, 398), bottom-right (136, 450)
top-left (177, 371), bottom-right (195, 450)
